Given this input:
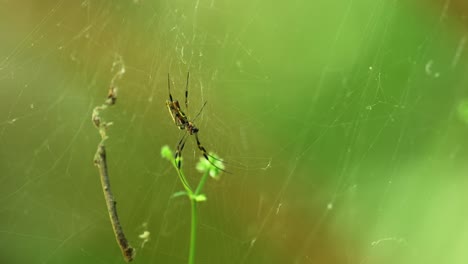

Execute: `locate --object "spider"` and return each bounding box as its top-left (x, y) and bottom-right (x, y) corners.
top-left (166, 73), bottom-right (226, 172)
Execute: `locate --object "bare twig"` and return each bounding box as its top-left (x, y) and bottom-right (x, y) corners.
top-left (94, 144), bottom-right (134, 261)
top-left (92, 57), bottom-right (134, 262)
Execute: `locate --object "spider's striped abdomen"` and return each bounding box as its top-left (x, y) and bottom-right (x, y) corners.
top-left (166, 100), bottom-right (189, 130)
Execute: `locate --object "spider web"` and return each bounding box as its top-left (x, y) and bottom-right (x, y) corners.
top-left (1, 0), bottom-right (468, 264)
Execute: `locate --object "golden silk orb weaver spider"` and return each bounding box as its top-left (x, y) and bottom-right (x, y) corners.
top-left (166, 73), bottom-right (226, 172)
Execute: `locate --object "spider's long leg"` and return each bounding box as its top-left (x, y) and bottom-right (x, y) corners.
top-left (194, 133), bottom-right (229, 173)
top-left (192, 101), bottom-right (207, 122)
top-left (174, 132), bottom-right (189, 169)
top-left (168, 73), bottom-right (173, 102)
top-left (185, 72), bottom-right (189, 111)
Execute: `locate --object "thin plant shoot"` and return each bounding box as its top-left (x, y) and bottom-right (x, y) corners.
top-left (161, 145), bottom-right (224, 264)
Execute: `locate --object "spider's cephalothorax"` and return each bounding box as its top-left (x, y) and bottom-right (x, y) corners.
top-left (186, 122), bottom-right (199, 135)
top-left (166, 73), bottom-right (225, 172)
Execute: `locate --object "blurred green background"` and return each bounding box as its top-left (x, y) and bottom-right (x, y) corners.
top-left (1, 0), bottom-right (468, 263)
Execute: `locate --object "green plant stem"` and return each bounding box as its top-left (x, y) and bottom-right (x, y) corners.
top-left (195, 170), bottom-right (210, 196)
top-left (189, 199), bottom-right (197, 264)
top-left (171, 162), bottom-right (197, 264)
top-left (163, 146), bottom-right (217, 264)
top-left (172, 162), bottom-right (193, 196)
top-left (188, 170), bottom-right (209, 264)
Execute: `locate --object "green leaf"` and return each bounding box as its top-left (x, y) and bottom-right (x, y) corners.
top-left (192, 194), bottom-right (207, 202)
top-left (196, 153), bottom-right (225, 180)
top-left (171, 190), bottom-right (189, 199)
top-left (161, 145), bottom-right (173, 161)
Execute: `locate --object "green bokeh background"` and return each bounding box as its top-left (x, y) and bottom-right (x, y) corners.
top-left (1, 1), bottom-right (468, 263)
